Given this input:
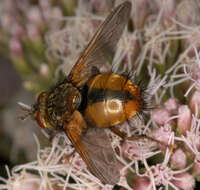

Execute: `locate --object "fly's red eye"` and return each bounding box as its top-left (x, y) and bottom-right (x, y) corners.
top-left (36, 112), bottom-right (46, 128)
top-left (37, 92), bottom-right (46, 103)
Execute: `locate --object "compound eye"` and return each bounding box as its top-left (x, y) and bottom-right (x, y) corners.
top-left (36, 111), bottom-right (46, 128)
top-left (37, 92), bottom-right (46, 103)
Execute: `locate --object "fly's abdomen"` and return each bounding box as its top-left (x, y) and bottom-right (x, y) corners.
top-left (84, 73), bottom-right (143, 127)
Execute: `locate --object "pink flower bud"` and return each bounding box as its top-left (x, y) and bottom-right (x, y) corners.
top-left (170, 148), bottom-right (187, 169)
top-left (151, 107), bottom-right (171, 126)
top-left (50, 7), bottom-right (63, 29)
top-left (11, 172), bottom-right (60, 190)
top-left (1, 14), bottom-right (14, 32)
top-left (132, 176), bottom-right (153, 190)
top-left (42, 6), bottom-right (63, 29)
top-left (52, 7), bottom-right (63, 19)
top-left (71, 154), bottom-right (87, 172)
top-left (121, 141), bottom-right (137, 160)
top-left (9, 38), bottom-right (23, 57)
top-left (27, 6), bottom-right (44, 28)
top-left (171, 172), bottom-right (195, 190)
top-left (12, 173), bottom-right (42, 190)
top-left (26, 24), bottom-right (41, 41)
top-left (39, 0), bottom-right (52, 10)
top-left (151, 125), bottom-right (172, 151)
top-left (177, 105), bottom-right (191, 136)
top-left (190, 91), bottom-right (200, 114)
top-left (11, 23), bottom-right (25, 40)
top-left (164, 98), bottom-right (179, 114)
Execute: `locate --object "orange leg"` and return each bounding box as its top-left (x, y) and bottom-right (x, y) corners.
top-left (110, 127), bottom-right (126, 139)
top-left (110, 127), bottom-right (174, 151)
top-left (63, 150), bottom-right (76, 164)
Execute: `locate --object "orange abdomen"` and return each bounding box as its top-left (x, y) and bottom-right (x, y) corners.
top-left (84, 73), bottom-right (143, 127)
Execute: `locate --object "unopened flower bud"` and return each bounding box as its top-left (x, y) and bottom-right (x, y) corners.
top-left (27, 6), bottom-right (44, 28)
top-left (9, 37), bottom-right (23, 57)
top-left (164, 98), bottom-right (179, 114)
top-left (39, 0), bottom-right (52, 10)
top-left (50, 7), bottom-right (64, 29)
top-left (189, 91), bottom-right (200, 114)
top-left (1, 14), bottom-right (14, 32)
top-left (26, 24), bottom-right (41, 41)
top-left (11, 172), bottom-right (60, 190)
top-left (151, 107), bottom-right (171, 126)
top-left (170, 148), bottom-right (187, 169)
top-left (43, 6), bottom-right (63, 28)
top-left (12, 173), bottom-right (42, 190)
top-left (171, 172), bottom-right (195, 190)
top-left (11, 23), bottom-right (25, 40)
top-left (122, 141), bottom-right (137, 160)
top-left (52, 7), bottom-right (63, 19)
top-left (132, 176), bottom-right (153, 190)
top-left (177, 105), bottom-right (191, 136)
top-left (151, 125), bottom-right (172, 150)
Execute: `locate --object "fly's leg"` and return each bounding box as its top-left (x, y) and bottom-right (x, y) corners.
top-left (110, 127), bottom-right (175, 152)
top-left (110, 127), bottom-right (126, 139)
top-left (63, 150), bottom-right (76, 164)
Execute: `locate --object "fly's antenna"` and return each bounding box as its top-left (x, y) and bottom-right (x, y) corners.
top-left (18, 102), bottom-right (33, 120)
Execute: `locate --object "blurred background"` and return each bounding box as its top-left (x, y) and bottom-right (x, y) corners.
top-left (0, 55), bottom-right (41, 177)
top-left (0, 0), bottom-right (78, 178)
top-left (1, 0), bottom-right (200, 189)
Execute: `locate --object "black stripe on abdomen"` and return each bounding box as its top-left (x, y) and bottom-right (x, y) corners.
top-left (87, 88), bottom-right (135, 105)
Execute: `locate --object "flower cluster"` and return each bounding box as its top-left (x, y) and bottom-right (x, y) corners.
top-left (0, 0), bottom-right (74, 92)
top-left (1, 0), bottom-right (200, 189)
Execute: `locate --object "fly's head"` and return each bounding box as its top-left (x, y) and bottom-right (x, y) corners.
top-left (19, 82), bottom-right (81, 130)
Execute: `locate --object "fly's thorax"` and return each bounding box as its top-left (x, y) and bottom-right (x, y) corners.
top-left (84, 73), bottom-right (144, 127)
top-left (46, 82), bottom-right (81, 128)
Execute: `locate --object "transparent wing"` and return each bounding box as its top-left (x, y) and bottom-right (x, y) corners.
top-left (64, 119), bottom-right (119, 185)
top-left (81, 128), bottom-right (120, 185)
top-left (68, 2), bottom-right (131, 87)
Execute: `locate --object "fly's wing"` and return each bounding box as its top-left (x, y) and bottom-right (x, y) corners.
top-left (68, 2), bottom-right (131, 87)
top-left (64, 117), bottom-right (119, 185)
top-left (81, 128), bottom-right (120, 185)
